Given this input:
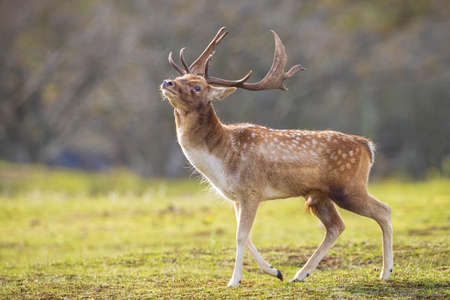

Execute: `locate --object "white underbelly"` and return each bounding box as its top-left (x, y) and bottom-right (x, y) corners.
top-left (262, 185), bottom-right (290, 200)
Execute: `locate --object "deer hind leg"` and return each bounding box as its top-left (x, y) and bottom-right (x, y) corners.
top-left (233, 202), bottom-right (283, 281)
top-left (331, 190), bottom-right (393, 280)
top-left (292, 195), bottom-right (345, 282)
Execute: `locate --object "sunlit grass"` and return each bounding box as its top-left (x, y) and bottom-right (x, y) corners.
top-left (0, 162), bottom-right (449, 298)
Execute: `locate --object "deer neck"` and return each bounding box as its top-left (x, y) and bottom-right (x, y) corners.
top-left (174, 103), bottom-right (228, 153)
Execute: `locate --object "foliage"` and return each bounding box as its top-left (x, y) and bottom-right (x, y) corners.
top-left (0, 164), bottom-right (449, 298)
top-left (0, 0), bottom-right (449, 178)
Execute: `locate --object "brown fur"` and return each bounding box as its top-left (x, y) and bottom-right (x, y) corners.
top-left (168, 79), bottom-right (374, 203)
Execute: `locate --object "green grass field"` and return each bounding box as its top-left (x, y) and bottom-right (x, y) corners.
top-left (0, 162), bottom-right (449, 299)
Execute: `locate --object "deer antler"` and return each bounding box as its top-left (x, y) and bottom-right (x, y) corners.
top-left (168, 27), bottom-right (228, 76)
top-left (189, 27), bottom-right (228, 75)
top-left (168, 27), bottom-right (304, 91)
top-left (206, 30), bottom-right (305, 91)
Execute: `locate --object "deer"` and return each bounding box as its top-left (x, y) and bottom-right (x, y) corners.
top-left (160, 27), bottom-right (393, 287)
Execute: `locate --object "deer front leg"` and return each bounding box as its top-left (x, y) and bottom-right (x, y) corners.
top-left (233, 202), bottom-right (283, 280)
top-left (228, 199), bottom-right (259, 287)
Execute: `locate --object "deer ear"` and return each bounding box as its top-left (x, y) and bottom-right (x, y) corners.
top-left (208, 86), bottom-right (237, 101)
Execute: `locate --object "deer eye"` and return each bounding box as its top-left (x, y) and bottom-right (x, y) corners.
top-left (193, 86), bottom-right (201, 92)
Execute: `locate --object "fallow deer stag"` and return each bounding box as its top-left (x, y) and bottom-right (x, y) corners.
top-left (160, 27), bottom-right (393, 287)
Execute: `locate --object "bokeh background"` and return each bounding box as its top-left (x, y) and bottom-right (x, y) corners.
top-left (1, 0), bottom-right (450, 179)
top-left (2, 2), bottom-right (450, 298)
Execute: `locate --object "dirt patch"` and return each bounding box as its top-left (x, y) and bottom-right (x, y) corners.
top-left (260, 246), bottom-right (316, 255)
top-left (317, 256), bottom-right (342, 270)
top-left (344, 279), bottom-right (450, 298)
top-left (286, 254), bottom-right (308, 264)
top-left (29, 218), bottom-right (41, 227)
top-left (69, 208), bottom-right (151, 221)
top-left (408, 225), bottom-right (450, 236)
top-left (193, 231), bottom-right (210, 237)
top-left (192, 228), bottom-right (226, 237)
top-left (0, 242), bottom-right (23, 249)
top-left (111, 257), bottom-right (147, 267)
top-left (156, 204), bottom-right (189, 216)
top-left (188, 248), bottom-right (217, 256)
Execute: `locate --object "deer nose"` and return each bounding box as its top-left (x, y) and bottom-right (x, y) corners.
top-left (163, 80), bottom-right (174, 88)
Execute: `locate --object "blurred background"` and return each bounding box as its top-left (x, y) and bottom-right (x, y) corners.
top-left (1, 0), bottom-right (449, 179)
top-left (1, 2), bottom-right (450, 297)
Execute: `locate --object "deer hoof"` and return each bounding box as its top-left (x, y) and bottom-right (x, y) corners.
top-left (276, 269), bottom-right (283, 281)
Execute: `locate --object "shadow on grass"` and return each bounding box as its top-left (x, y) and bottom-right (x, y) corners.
top-left (344, 279), bottom-right (449, 298)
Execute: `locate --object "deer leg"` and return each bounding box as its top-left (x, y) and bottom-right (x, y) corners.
top-left (332, 191), bottom-right (393, 280)
top-left (228, 199), bottom-right (259, 287)
top-left (233, 202), bottom-right (283, 280)
top-left (292, 196), bottom-right (345, 282)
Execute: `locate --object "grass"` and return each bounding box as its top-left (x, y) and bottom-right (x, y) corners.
top-left (0, 162), bottom-right (449, 299)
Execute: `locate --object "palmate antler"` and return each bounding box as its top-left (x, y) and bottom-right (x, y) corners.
top-left (168, 27), bottom-right (305, 91)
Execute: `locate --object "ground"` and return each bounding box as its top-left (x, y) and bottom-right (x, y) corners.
top-left (0, 162), bottom-right (449, 299)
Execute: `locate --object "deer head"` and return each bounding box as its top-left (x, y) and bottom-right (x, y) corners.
top-left (160, 27), bottom-right (305, 111)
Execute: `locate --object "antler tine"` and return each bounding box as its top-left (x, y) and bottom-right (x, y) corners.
top-left (204, 54), bottom-right (212, 79)
top-left (179, 48), bottom-right (190, 73)
top-left (189, 26), bottom-right (229, 75)
top-left (207, 71), bottom-right (254, 87)
top-left (205, 54), bottom-right (253, 86)
top-left (168, 51), bottom-right (185, 75)
top-left (207, 30), bottom-right (305, 91)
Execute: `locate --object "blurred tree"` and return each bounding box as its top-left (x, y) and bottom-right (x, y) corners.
top-left (0, 0), bottom-right (449, 178)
